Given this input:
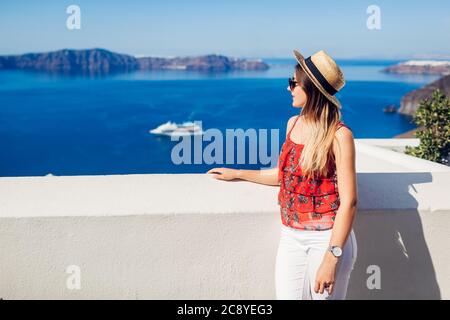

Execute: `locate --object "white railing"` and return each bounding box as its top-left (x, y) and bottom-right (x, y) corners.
top-left (0, 139), bottom-right (449, 299)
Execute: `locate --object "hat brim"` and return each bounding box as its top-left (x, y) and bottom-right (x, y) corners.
top-left (293, 50), bottom-right (342, 109)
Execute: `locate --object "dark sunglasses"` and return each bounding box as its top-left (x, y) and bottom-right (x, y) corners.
top-left (288, 77), bottom-right (299, 90)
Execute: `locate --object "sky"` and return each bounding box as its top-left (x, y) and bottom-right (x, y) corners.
top-left (0, 0), bottom-right (449, 59)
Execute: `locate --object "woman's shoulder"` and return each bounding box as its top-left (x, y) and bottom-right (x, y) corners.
top-left (334, 121), bottom-right (354, 143)
top-left (286, 115), bottom-right (302, 136)
top-left (287, 114), bottom-right (301, 126)
top-left (331, 122), bottom-right (355, 162)
top-left (336, 121), bottom-right (352, 133)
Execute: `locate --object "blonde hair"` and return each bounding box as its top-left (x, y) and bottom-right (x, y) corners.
top-left (294, 64), bottom-right (342, 180)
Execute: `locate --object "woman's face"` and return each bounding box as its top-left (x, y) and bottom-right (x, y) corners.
top-left (288, 72), bottom-right (307, 108)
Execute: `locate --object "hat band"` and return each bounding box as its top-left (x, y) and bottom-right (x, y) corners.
top-left (304, 57), bottom-right (338, 96)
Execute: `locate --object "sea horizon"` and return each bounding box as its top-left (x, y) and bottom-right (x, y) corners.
top-left (3, 47), bottom-right (450, 62)
top-left (0, 58), bottom-right (442, 177)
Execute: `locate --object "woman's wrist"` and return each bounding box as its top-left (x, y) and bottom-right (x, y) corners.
top-left (324, 251), bottom-right (339, 265)
top-left (235, 169), bottom-right (242, 179)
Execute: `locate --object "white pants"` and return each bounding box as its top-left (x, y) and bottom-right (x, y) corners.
top-left (275, 224), bottom-right (357, 300)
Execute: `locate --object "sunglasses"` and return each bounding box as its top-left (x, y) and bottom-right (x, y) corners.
top-left (288, 77), bottom-right (299, 91)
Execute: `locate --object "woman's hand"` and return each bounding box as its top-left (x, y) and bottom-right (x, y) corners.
top-left (314, 253), bottom-right (339, 295)
top-left (206, 167), bottom-right (239, 181)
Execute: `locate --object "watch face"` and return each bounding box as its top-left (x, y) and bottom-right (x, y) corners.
top-left (332, 246), bottom-right (343, 257)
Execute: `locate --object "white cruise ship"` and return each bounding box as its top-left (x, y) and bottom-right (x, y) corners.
top-left (149, 121), bottom-right (204, 137)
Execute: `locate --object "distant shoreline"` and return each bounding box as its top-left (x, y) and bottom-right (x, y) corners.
top-left (383, 60), bottom-right (450, 75)
top-left (0, 48), bottom-right (269, 75)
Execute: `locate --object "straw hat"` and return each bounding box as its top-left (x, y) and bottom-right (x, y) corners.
top-left (293, 49), bottom-right (345, 108)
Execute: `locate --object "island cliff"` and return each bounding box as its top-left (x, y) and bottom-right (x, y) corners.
top-left (0, 48), bottom-right (269, 74)
top-left (399, 74), bottom-right (450, 116)
top-left (383, 60), bottom-right (450, 75)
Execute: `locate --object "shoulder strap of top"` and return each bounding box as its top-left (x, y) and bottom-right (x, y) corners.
top-left (287, 115), bottom-right (301, 139)
top-left (336, 121), bottom-right (352, 132)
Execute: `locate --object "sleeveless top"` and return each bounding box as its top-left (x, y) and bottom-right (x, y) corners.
top-left (277, 115), bottom-right (351, 231)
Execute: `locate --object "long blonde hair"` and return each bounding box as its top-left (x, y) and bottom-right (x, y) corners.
top-left (294, 63), bottom-right (342, 180)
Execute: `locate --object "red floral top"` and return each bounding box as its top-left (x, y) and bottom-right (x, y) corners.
top-left (277, 115), bottom-right (351, 231)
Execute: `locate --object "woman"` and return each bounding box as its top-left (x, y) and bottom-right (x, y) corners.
top-left (206, 49), bottom-right (358, 300)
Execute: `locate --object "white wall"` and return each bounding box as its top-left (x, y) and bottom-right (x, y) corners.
top-left (1, 140), bottom-right (449, 300)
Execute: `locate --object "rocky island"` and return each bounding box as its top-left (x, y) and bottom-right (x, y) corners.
top-left (0, 48), bottom-right (269, 75)
top-left (383, 60), bottom-right (450, 75)
top-left (399, 74), bottom-right (450, 116)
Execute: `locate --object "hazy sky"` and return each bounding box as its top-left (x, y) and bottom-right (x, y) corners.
top-left (1, 0), bottom-right (449, 59)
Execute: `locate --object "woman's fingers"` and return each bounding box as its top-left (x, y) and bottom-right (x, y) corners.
top-left (314, 280), bottom-right (320, 294)
top-left (206, 168), bottom-right (236, 181)
top-left (319, 282), bottom-right (325, 295)
top-left (207, 168), bottom-right (223, 174)
top-left (206, 168), bottom-right (224, 180)
top-left (315, 279), bottom-right (333, 295)
top-left (327, 283), bottom-right (334, 295)
top-left (210, 173), bottom-right (220, 179)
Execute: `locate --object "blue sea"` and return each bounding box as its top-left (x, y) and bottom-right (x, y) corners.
top-left (0, 59), bottom-right (441, 177)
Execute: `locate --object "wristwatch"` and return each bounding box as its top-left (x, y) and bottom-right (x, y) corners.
top-left (328, 245), bottom-right (343, 258)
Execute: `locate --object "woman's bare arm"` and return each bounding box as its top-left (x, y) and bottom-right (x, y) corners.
top-left (328, 127), bottom-right (358, 253)
top-left (235, 167), bottom-right (279, 186)
top-left (314, 126), bottom-right (358, 295)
